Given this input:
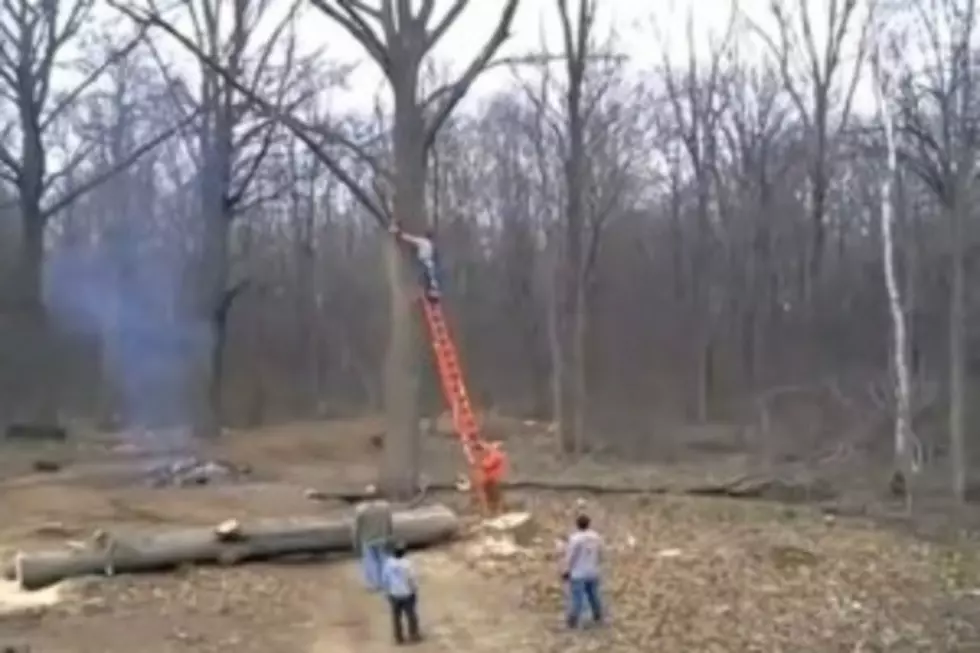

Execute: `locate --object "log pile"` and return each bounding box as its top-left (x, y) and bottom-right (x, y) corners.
top-left (3, 504), bottom-right (459, 591)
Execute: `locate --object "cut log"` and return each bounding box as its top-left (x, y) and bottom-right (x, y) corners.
top-left (6, 504), bottom-right (458, 590)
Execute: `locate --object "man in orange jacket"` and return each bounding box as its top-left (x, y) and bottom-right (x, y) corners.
top-left (474, 441), bottom-right (506, 514)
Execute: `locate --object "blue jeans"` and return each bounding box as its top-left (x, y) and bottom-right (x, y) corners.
top-left (418, 259), bottom-right (441, 298)
top-left (361, 543), bottom-right (387, 591)
top-left (566, 577), bottom-right (603, 628)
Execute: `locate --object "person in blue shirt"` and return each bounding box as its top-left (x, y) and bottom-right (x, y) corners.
top-left (381, 542), bottom-right (421, 644)
top-left (562, 513), bottom-right (604, 628)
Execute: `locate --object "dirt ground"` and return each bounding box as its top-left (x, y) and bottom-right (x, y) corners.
top-left (2, 418), bottom-right (980, 652)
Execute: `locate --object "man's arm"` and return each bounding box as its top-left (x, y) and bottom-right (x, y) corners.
top-left (389, 222), bottom-right (425, 246)
top-left (398, 232), bottom-right (426, 248)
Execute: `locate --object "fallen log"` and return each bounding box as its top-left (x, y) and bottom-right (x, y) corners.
top-left (307, 475), bottom-right (814, 500)
top-left (6, 503), bottom-right (458, 591)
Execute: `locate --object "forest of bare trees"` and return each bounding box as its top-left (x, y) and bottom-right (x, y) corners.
top-left (0, 0), bottom-right (977, 499)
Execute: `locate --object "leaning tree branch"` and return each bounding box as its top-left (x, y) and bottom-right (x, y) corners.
top-left (40, 110), bottom-right (200, 220)
top-left (110, 0), bottom-right (388, 225)
top-left (40, 25), bottom-right (149, 132)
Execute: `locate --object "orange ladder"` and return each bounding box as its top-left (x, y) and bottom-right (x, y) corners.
top-left (420, 298), bottom-right (501, 511)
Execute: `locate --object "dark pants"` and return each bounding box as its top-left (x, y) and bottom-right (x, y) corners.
top-left (388, 593), bottom-right (420, 643)
top-left (566, 577), bottom-right (603, 628)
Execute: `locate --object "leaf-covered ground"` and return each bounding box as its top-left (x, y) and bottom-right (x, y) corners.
top-left (475, 494), bottom-right (980, 652)
top-left (4, 420), bottom-right (980, 652)
top-left (3, 491), bottom-right (980, 652)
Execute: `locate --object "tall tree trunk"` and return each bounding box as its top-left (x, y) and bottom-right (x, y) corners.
top-left (13, 208), bottom-right (53, 424)
top-left (380, 79), bottom-right (427, 498)
top-left (195, 199), bottom-right (232, 438)
top-left (194, 109), bottom-right (233, 439)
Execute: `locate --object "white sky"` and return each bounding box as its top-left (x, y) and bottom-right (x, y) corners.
top-left (82, 0), bottom-right (880, 131)
top-left (271, 0), bottom-right (875, 114)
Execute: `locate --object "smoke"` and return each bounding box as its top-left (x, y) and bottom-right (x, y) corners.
top-left (45, 233), bottom-right (208, 440)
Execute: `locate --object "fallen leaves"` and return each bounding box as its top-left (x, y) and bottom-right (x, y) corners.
top-left (475, 494), bottom-right (980, 652)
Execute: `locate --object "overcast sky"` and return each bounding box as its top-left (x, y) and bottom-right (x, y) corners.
top-left (277, 0), bottom-right (875, 114)
top-left (93, 0), bottom-right (874, 116)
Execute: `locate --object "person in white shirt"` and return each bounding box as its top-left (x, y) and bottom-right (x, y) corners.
top-left (389, 222), bottom-right (441, 301)
top-left (381, 542), bottom-right (422, 644)
top-left (562, 513), bottom-right (604, 628)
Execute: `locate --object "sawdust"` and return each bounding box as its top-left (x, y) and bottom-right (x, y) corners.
top-left (0, 579), bottom-right (64, 616)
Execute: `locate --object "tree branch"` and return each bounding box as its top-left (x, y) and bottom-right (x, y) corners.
top-left (40, 110), bottom-right (198, 220)
top-left (422, 0), bottom-right (519, 153)
top-left (40, 25), bottom-right (148, 132)
top-left (309, 0), bottom-right (390, 72)
top-left (109, 0), bottom-right (388, 225)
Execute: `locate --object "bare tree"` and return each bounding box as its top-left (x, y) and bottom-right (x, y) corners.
top-left (658, 7), bottom-right (736, 421)
top-left (126, 0), bottom-right (311, 437)
top-left (870, 24), bottom-right (920, 507)
top-left (511, 0), bottom-right (634, 451)
top-left (891, 0), bottom-right (977, 500)
top-left (716, 55), bottom-right (795, 389)
top-left (749, 0), bottom-right (873, 303)
top-left (0, 1), bottom-right (192, 422)
top-left (116, 0), bottom-right (520, 495)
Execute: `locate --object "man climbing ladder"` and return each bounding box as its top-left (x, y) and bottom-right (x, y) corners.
top-left (389, 223), bottom-right (440, 300)
top-left (388, 222), bottom-right (508, 514)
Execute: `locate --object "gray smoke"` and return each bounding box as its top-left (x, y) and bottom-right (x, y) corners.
top-left (45, 234), bottom-right (207, 442)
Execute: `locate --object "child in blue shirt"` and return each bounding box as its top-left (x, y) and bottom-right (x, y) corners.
top-left (381, 542), bottom-right (421, 644)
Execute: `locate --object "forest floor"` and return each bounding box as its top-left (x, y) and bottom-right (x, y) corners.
top-left (1, 417), bottom-right (980, 652)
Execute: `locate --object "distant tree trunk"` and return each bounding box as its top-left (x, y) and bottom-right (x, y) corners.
top-left (948, 197), bottom-right (966, 500)
top-left (557, 117), bottom-right (587, 453)
top-left (554, 0), bottom-right (596, 454)
top-left (872, 43), bottom-right (918, 492)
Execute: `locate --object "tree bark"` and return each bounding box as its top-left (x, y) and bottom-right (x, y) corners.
top-left (7, 504), bottom-right (459, 590)
top-left (381, 73), bottom-right (427, 498)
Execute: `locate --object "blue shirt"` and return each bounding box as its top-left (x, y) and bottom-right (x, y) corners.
top-left (382, 557), bottom-right (417, 598)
